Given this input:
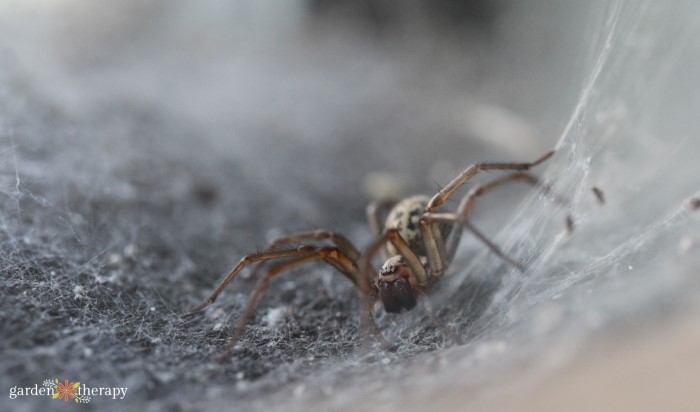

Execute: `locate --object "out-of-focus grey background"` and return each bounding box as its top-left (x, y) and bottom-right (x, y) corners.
top-left (2, 1), bottom-right (700, 411)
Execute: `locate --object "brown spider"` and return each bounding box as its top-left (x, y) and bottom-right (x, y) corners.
top-left (187, 150), bottom-right (555, 361)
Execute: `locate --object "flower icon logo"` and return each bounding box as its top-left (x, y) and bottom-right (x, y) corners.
top-left (50, 379), bottom-right (81, 404)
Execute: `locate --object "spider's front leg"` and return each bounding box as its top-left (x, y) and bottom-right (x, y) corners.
top-left (360, 296), bottom-right (397, 352)
top-left (441, 171), bottom-right (562, 263)
top-left (362, 228), bottom-right (429, 287)
top-left (426, 150), bottom-right (554, 212)
top-left (419, 173), bottom-right (543, 274)
top-left (418, 151), bottom-right (556, 273)
top-left (422, 169), bottom-right (569, 272)
top-left (418, 291), bottom-right (463, 345)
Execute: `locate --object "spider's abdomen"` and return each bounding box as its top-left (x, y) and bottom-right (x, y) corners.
top-left (385, 195), bottom-right (428, 255)
top-left (385, 195), bottom-right (450, 256)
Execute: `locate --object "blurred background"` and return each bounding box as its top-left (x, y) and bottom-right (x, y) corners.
top-left (1, 1), bottom-right (699, 411)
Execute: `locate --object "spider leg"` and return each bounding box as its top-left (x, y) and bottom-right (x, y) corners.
top-left (361, 297), bottom-right (396, 352)
top-left (218, 247), bottom-right (383, 361)
top-left (445, 171), bottom-right (566, 261)
top-left (418, 292), bottom-right (462, 345)
top-left (460, 172), bottom-right (538, 218)
top-left (366, 200), bottom-right (396, 236)
top-left (245, 230), bottom-right (362, 283)
top-left (459, 172), bottom-right (568, 218)
top-left (437, 171), bottom-right (571, 265)
top-left (421, 212), bottom-right (525, 272)
top-left (418, 215), bottom-right (449, 277)
top-left (419, 170), bottom-right (564, 275)
top-left (265, 230), bottom-right (361, 261)
top-left (426, 150), bottom-right (554, 212)
top-left (366, 200), bottom-right (396, 262)
top-left (419, 176), bottom-right (539, 276)
top-left (187, 246), bottom-right (316, 315)
top-left (362, 228), bottom-right (429, 286)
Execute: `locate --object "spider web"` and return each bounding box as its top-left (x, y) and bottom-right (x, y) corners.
top-left (361, 1), bottom-right (700, 409)
top-left (1, 1), bottom-right (700, 411)
top-left (279, 2), bottom-right (700, 409)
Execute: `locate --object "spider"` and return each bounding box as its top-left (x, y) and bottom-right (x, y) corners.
top-left (187, 150), bottom-right (555, 361)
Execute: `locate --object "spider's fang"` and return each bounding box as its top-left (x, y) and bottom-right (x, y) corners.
top-left (379, 277), bottom-right (417, 313)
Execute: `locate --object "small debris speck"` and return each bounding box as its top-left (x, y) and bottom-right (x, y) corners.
top-left (592, 187), bottom-right (605, 204)
top-left (566, 216), bottom-right (575, 234)
top-left (123, 243), bottom-right (137, 257)
top-left (73, 285), bottom-right (85, 300)
top-left (108, 253), bottom-right (122, 265)
top-left (265, 307), bottom-right (287, 329)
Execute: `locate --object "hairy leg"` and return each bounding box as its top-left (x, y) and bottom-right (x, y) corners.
top-left (420, 170), bottom-right (565, 275)
top-left (366, 200), bottom-right (396, 262)
top-left (421, 212), bottom-right (524, 272)
top-left (187, 246), bottom-right (317, 315)
top-left (217, 247), bottom-right (381, 361)
top-left (419, 292), bottom-right (462, 345)
top-left (362, 228), bottom-right (430, 286)
top-left (245, 230), bottom-right (362, 283)
top-left (444, 172), bottom-right (543, 261)
top-left (418, 216), bottom-right (448, 277)
top-left (427, 150), bottom-right (554, 212)
top-left (366, 200), bottom-right (396, 236)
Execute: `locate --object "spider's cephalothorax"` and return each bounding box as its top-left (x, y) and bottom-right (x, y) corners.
top-left (187, 150), bottom-right (555, 361)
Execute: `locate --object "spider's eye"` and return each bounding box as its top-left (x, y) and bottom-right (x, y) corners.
top-left (379, 278), bottom-right (417, 313)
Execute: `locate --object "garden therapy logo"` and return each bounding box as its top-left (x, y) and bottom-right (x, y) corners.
top-left (8, 378), bottom-right (128, 404)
